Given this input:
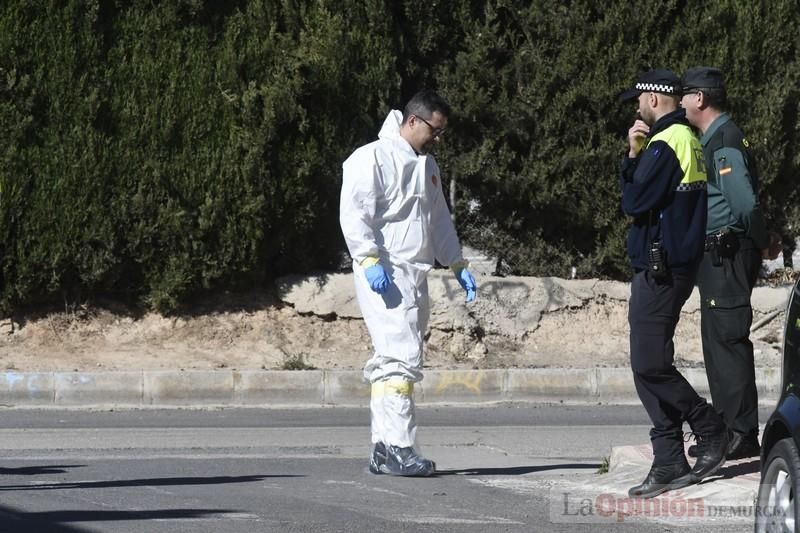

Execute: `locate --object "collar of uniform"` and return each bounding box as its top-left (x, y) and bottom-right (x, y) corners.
top-left (647, 108), bottom-right (688, 139)
top-left (700, 113), bottom-right (731, 146)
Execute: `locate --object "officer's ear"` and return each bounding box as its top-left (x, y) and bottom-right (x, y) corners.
top-left (696, 90), bottom-right (711, 110)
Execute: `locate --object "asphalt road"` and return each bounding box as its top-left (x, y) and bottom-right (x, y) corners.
top-left (0, 404), bottom-right (772, 532)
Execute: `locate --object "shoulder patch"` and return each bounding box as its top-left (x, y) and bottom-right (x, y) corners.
top-left (742, 138), bottom-right (750, 148)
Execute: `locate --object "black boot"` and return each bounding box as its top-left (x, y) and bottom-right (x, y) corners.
top-left (628, 461), bottom-right (693, 498)
top-left (689, 430), bottom-right (760, 460)
top-left (690, 429), bottom-right (728, 480)
top-left (725, 431), bottom-right (760, 460)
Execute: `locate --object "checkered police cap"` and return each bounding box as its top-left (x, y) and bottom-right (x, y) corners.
top-left (619, 69), bottom-right (681, 101)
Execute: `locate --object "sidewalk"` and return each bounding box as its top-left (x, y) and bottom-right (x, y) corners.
top-left (548, 441), bottom-right (761, 527)
top-left (0, 365), bottom-right (781, 408)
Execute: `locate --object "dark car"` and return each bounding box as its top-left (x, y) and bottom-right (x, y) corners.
top-left (755, 276), bottom-right (800, 532)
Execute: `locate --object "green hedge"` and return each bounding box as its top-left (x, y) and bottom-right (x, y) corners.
top-left (1, 1), bottom-right (798, 312)
top-left (1, 0), bottom-right (398, 312)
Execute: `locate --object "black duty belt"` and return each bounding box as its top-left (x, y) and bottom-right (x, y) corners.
top-left (704, 230), bottom-right (746, 250)
top-left (704, 230), bottom-right (746, 264)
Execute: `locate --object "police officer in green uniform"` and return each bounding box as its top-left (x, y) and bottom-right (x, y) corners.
top-left (619, 69), bottom-right (728, 499)
top-left (680, 66), bottom-right (781, 460)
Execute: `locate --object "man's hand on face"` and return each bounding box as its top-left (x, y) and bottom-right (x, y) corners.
top-left (628, 119), bottom-right (650, 158)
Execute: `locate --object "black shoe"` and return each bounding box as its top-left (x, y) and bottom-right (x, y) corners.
top-left (628, 461), bottom-right (693, 498)
top-left (689, 431), bottom-right (759, 460)
top-left (690, 429), bottom-right (728, 480)
top-left (369, 442), bottom-right (387, 474)
top-left (726, 432), bottom-right (760, 460)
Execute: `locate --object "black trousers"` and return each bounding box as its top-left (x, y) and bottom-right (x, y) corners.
top-left (697, 237), bottom-right (761, 437)
top-left (629, 270), bottom-right (724, 465)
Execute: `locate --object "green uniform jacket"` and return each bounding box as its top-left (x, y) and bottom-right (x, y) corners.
top-left (700, 113), bottom-right (769, 248)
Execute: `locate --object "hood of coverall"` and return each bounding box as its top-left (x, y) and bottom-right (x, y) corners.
top-left (377, 110), bottom-right (403, 142)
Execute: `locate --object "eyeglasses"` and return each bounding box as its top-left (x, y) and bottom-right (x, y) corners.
top-left (414, 114), bottom-right (446, 137)
top-left (681, 89), bottom-right (703, 97)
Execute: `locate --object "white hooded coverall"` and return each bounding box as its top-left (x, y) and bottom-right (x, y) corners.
top-left (340, 110), bottom-right (465, 448)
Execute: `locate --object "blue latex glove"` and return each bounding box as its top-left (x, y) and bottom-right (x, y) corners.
top-left (364, 264), bottom-right (391, 294)
top-left (455, 268), bottom-right (477, 302)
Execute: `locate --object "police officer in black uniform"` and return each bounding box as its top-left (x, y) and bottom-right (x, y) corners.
top-left (619, 69), bottom-right (728, 499)
top-left (680, 67), bottom-right (781, 460)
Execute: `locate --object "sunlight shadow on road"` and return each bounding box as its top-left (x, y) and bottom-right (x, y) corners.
top-left (0, 473), bottom-right (301, 491)
top-left (0, 465), bottom-right (87, 476)
top-left (0, 504), bottom-right (243, 531)
top-left (436, 463), bottom-right (601, 476)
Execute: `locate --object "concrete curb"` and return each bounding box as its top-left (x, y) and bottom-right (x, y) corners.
top-left (0, 367), bottom-right (783, 408)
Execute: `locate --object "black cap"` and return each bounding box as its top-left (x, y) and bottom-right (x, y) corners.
top-left (681, 66), bottom-right (725, 92)
top-left (619, 69), bottom-right (681, 101)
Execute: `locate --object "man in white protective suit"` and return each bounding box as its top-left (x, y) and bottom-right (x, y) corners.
top-left (339, 90), bottom-right (477, 477)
